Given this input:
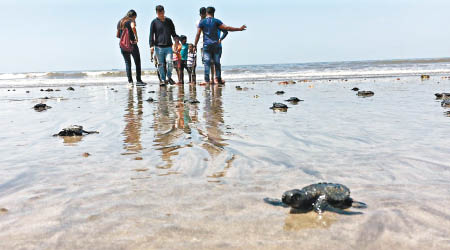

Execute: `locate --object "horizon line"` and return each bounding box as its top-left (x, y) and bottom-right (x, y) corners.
top-left (2, 56), bottom-right (450, 75)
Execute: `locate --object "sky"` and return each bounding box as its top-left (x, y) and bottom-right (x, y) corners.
top-left (1, 0), bottom-right (450, 73)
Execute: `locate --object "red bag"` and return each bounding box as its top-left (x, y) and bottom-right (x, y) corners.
top-left (119, 24), bottom-right (133, 52)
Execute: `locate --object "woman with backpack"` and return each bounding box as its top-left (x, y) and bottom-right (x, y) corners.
top-left (117, 10), bottom-right (146, 86)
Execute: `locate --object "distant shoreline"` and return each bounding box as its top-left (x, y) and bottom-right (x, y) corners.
top-left (2, 56), bottom-right (450, 75)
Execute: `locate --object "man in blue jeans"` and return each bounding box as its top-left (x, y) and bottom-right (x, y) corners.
top-left (194, 6), bottom-right (246, 84)
top-left (150, 5), bottom-right (178, 86)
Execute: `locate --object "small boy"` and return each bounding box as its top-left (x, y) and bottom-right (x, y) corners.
top-left (179, 35), bottom-right (189, 84)
top-left (172, 37), bottom-right (182, 84)
top-left (186, 43), bottom-right (197, 84)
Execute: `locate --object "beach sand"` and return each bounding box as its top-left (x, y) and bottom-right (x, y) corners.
top-left (0, 76), bottom-right (449, 249)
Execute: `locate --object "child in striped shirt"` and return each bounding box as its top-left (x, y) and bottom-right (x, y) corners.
top-left (186, 44), bottom-right (197, 84)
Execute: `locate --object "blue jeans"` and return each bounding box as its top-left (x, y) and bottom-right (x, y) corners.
top-left (155, 46), bottom-right (173, 81)
top-left (203, 44), bottom-right (221, 82)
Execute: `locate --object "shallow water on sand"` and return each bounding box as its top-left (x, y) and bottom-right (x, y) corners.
top-left (0, 76), bottom-right (449, 249)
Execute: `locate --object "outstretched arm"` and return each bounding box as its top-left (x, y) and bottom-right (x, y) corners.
top-left (218, 24), bottom-right (247, 32)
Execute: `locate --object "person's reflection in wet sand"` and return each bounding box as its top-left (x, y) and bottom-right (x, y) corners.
top-left (200, 84), bottom-right (233, 180)
top-left (203, 84), bottom-right (226, 149)
top-left (153, 86), bottom-right (176, 168)
top-left (153, 85), bottom-right (194, 169)
top-left (176, 84), bottom-right (187, 132)
top-left (122, 86), bottom-right (143, 155)
top-left (188, 84), bottom-right (199, 124)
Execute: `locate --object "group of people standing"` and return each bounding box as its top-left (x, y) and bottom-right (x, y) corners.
top-left (117, 5), bottom-right (246, 87)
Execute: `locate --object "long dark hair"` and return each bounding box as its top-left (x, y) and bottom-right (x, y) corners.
top-left (124, 9), bottom-right (137, 19)
top-left (120, 10), bottom-right (137, 29)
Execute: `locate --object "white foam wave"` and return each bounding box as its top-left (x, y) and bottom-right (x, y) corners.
top-left (222, 67), bottom-right (450, 81)
top-left (2, 61), bottom-right (450, 87)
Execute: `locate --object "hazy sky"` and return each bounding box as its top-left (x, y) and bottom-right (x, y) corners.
top-left (1, 0), bottom-right (450, 73)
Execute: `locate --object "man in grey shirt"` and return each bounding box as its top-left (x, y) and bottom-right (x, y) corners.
top-left (149, 5), bottom-right (178, 86)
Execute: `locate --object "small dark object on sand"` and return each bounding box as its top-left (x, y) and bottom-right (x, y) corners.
top-left (26, 91), bottom-right (30, 93)
top-left (357, 91), bottom-right (374, 97)
top-left (40, 89), bottom-right (44, 91)
top-left (53, 125), bottom-right (99, 136)
top-left (55, 89), bottom-right (61, 92)
top-left (421, 75), bottom-right (430, 80)
top-left (146, 97), bottom-right (154, 102)
top-left (279, 80), bottom-right (296, 85)
top-left (148, 91), bottom-right (156, 93)
top-left (270, 102), bottom-right (288, 111)
top-left (236, 86), bottom-right (242, 91)
top-left (82, 152), bottom-right (90, 157)
top-left (185, 99), bottom-right (200, 104)
top-left (12, 89), bottom-right (16, 91)
top-left (275, 91), bottom-right (285, 95)
top-left (67, 87), bottom-right (75, 91)
top-left (351, 87), bottom-right (359, 91)
top-left (441, 99), bottom-right (450, 107)
top-left (264, 182), bottom-right (367, 214)
top-left (45, 88), bottom-right (54, 92)
top-left (0, 208), bottom-right (8, 213)
top-left (33, 103), bottom-right (51, 112)
top-left (285, 97), bottom-right (303, 103)
top-left (435, 93), bottom-right (450, 99)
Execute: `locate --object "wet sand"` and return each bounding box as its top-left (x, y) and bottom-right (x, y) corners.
top-left (0, 76), bottom-right (449, 249)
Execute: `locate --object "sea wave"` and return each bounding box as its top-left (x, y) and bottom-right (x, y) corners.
top-left (2, 57), bottom-right (450, 87)
top-left (0, 70), bottom-right (159, 81)
top-left (368, 57), bottom-right (450, 65)
top-left (45, 72), bottom-right (88, 79)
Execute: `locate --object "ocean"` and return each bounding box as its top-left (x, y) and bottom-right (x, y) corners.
top-left (2, 57), bottom-right (450, 87)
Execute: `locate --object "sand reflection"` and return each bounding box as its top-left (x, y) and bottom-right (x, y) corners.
top-left (153, 85), bottom-right (197, 169)
top-left (284, 212), bottom-right (338, 231)
top-left (62, 136), bottom-right (83, 145)
top-left (203, 84), bottom-right (227, 150)
top-left (122, 86), bottom-right (143, 155)
top-left (201, 84), bottom-right (234, 181)
top-left (151, 84), bottom-right (232, 176)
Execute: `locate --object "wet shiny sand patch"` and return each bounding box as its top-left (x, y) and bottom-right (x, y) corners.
top-left (0, 77), bottom-right (449, 249)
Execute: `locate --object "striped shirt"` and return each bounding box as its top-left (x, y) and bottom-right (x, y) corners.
top-left (187, 51), bottom-right (197, 67)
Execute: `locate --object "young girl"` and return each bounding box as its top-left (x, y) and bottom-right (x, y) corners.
top-left (187, 44), bottom-right (197, 84)
top-left (172, 37), bottom-right (182, 84)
